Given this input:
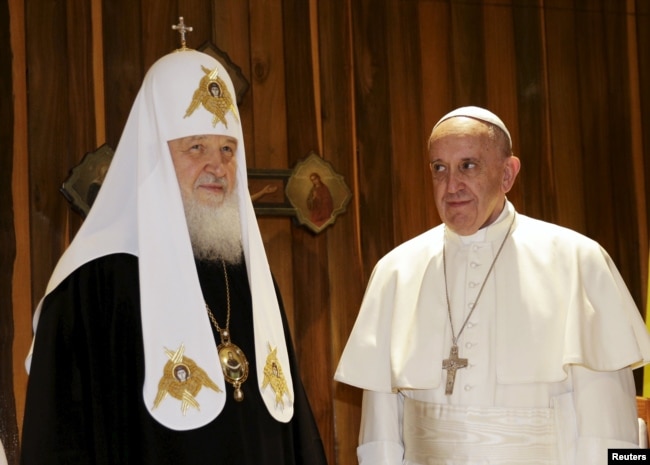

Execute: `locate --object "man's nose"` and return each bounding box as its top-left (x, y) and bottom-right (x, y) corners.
top-left (446, 170), bottom-right (464, 193)
top-left (204, 149), bottom-right (227, 173)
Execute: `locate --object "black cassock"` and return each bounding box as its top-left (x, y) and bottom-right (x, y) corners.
top-left (21, 254), bottom-right (327, 465)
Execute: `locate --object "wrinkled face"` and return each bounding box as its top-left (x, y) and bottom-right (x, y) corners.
top-left (168, 134), bottom-right (238, 208)
top-left (428, 117), bottom-right (520, 235)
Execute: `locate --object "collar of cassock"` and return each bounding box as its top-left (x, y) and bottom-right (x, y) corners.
top-left (27, 50), bottom-right (294, 429)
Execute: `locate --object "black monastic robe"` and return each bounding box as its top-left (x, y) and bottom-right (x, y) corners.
top-left (21, 254), bottom-right (327, 465)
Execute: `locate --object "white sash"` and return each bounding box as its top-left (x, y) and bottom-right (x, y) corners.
top-left (403, 398), bottom-right (560, 465)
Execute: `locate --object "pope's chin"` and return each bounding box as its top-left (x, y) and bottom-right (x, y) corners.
top-left (441, 212), bottom-right (479, 236)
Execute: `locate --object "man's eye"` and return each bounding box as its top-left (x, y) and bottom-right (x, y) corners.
top-left (460, 161), bottom-right (476, 170)
top-left (430, 162), bottom-right (445, 173)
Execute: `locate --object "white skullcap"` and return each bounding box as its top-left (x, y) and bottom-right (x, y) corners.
top-left (433, 106), bottom-right (512, 149)
top-left (27, 50), bottom-right (294, 429)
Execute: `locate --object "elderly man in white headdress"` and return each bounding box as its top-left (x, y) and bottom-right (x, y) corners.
top-left (335, 106), bottom-right (650, 465)
top-left (21, 44), bottom-right (327, 464)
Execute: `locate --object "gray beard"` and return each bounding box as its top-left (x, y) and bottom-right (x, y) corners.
top-left (182, 191), bottom-right (243, 264)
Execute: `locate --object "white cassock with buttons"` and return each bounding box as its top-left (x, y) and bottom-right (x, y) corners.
top-left (335, 201), bottom-right (650, 465)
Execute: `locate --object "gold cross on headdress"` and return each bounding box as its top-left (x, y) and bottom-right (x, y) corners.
top-left (172, 17), bottom-right (193, 51)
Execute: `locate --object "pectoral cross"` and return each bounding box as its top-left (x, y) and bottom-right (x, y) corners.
top-left (442, 344), bottom-right (467, 395)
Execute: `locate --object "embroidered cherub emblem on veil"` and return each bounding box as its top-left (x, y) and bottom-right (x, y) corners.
top-left (185, 65), bottom-right (240, 127)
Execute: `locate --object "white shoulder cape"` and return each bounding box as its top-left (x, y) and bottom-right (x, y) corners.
top-left (335, 203), bottom-right (650, 392)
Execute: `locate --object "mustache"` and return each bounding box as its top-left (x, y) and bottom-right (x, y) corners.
top-left (195, 174), bottom-right (228, 188)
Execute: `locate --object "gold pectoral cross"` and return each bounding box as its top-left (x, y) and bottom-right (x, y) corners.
top-left (442, 344), bottom-right (468, 395)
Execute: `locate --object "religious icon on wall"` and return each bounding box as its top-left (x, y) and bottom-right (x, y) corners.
top-left (285, 152), bottom-right (352, 234)
top-left (60, 144), bottom-right (115, 218)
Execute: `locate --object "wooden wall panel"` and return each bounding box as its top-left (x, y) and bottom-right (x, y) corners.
top-left (318, 2), bottom-right (364, 463)
top-left (386, 1), bottom-right (429, 246)
top-left (573, 0), bottom-right (642, 303)
top-left (65, 0), bottom-right (97, 239)
top-left (450, 2), bottom-right (487, 105)
top-left (419, 0), bottom-right (452, 144)
top-left (283, 1), bottom-right (335, 462)
top-left (8, 0), bottom-right (30, 462)
top-left (576, 1), bottom-right (619, 247)
top-left (142, 0), bottom-right (177, 65)
top-left (484, 0), bottom-right (522, 210)
top-left (27, 0), bottom-right (91, 303)
top-left (637, 2), bottom-right (650, 296)
top-left (248, 2), bottom-right (296, 334)
top-left (1, 1), bottom-right (18, 462)
top-left (352, 0), bottom-right (395, 274)
top-left (417, 0), bottom-right (450, 230)
top-left (102, 0), bottom-right (143, 148)
top-left (543, 0), bottom-right (586, 230)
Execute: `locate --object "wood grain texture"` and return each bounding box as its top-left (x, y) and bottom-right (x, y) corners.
top-left (317, 2), bottom-right (364, 463)
top-left (283, 1), bottom-right (335, 462)
top-left (1, 2), bottom-right (18, 463)
top-left (351, 0), bottom-right (395, 274)
top-left (26, 0), bottom-right (82, 304)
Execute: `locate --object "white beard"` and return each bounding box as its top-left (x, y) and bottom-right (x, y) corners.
top-left (182, 190), bottom-right (243, 264)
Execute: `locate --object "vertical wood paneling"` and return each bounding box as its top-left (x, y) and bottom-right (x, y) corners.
top-left (449, 1), bottom-right (486, 105)
top-left (627, 0), bottom-right (648, 308)
top-left (283, 1), bottom-right (335, 462)
top-left (9, 0), bottom-right (30, 461)
top-left (598, 0), bottom-right (641, 306)
top-left (385, 0), bottom-right (429, 246)
top-left (102, 0), bottom-right (143, 147)
top-left (419, 0), bottom-right (452, 132)
top-left (65, 0), bottom-right (98, 239)
top-left (572, 0), bottom-right (643, 308)
top-left (483, 0), bottom-right (523, 210)
top-left (418, 0), bottom-right (450, 230)
top-left (318, 2), bottom-right (364, 463)
top-left (542, 0), bottom-right (585, 230)
top-left (26, 1), bottom-right (75, 304)
top-left (141, 0), bottom-right (176, 66)
top-left (575, 1), bottom-right (617, 245)
top-left (247, 1), bottom-right (296, 333)
top-left (351, 0), bottom-right (394, 273)
top-left (636, 0), bottom-right (650, 309)
top-left (1, 1), bottom-right (17, 462)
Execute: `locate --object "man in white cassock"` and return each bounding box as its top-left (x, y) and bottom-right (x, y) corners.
top-left (335, 106), bottom-right (650, 465)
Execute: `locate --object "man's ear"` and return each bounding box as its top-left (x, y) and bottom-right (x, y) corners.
top-left (502, 156), bottom-right (521, 193)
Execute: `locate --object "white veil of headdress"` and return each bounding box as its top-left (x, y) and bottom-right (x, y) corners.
top-left (26, 50), bottom-right (294, 429)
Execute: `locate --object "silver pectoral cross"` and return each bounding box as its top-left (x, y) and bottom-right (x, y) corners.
top-left (442, 344), bottom-right (468, 395)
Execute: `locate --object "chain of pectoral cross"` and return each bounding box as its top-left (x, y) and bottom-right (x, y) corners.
top-left (441, 214), bottom-right (516, 395)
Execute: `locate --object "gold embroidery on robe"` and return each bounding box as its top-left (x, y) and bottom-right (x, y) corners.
top-left (262, 343), bottom-right (292, 409)
top-left (153, 344), bottom-right (222, 415)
